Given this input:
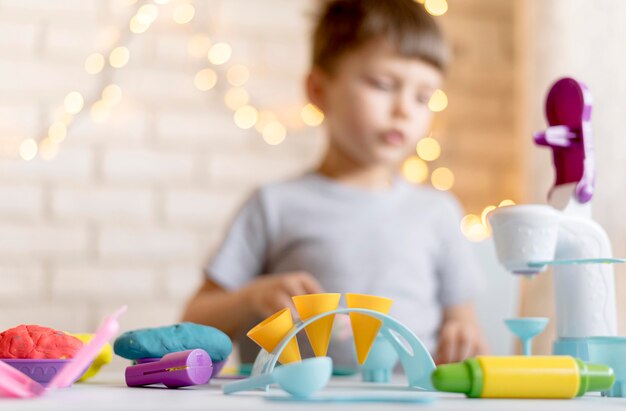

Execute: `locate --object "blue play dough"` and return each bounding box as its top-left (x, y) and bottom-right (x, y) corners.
top-left (113, 323), bottom-right (232, 362)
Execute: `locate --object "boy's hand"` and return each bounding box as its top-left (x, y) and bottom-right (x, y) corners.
top-left (243, 272), bottom-right (324, 318)
top-left (435, 319), bottom-right (489, 364)
top-left (435, 303), bottom-right (489, 364)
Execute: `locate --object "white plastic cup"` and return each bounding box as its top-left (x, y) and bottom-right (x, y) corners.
top-left (488, 205), bottom-right (560, 274)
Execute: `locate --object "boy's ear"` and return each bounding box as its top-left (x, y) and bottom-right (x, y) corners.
top-left (305, 67), bottom-right (326, 112)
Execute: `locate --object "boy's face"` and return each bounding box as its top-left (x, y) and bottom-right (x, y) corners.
top-left (309, 39), bottom-right (443, 168)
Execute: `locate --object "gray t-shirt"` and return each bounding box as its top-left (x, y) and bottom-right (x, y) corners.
top-left (206, 172), bottom-right (483, 367)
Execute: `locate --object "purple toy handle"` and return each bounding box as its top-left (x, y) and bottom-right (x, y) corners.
top-left (533, 77), bottom-right (595, 203)
top-left (125, 349), bottom-right (213, 388)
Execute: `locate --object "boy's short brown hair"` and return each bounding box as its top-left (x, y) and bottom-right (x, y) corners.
top-left (311, 0), bottom-right (449, 74)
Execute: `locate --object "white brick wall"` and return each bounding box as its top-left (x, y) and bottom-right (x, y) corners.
top-left (0, 147), bottom-right (94, 181)
top-left (0, 21), bottom-right (38, 54)
top-left (0, 105), bottom-right (39, 136)
top-left (0, 185), bottom-right (44, 217)
top-left (164, 189), bottom-right (241, 226)
top-left (98, 227), bottom-right (198, 262)
top-left (0, 224), bottom-right (88, 258)
top-left (0, 0), bottom-right (521, 348)
top-left (51, 265), bottom-right (158, 301)
top-left (52, 187), bottom-right (155, 222)
top-left (0, 264), bottom-right (46, 301)
top-left (101, 149), bottom-right (195, 183)
top-left (0, 60), bottom-right (96, 101)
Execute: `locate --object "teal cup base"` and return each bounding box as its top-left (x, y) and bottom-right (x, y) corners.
top-left (553, 337), bottom-right (589, 361)
top-left (587, 336), bottom-right (626, 398)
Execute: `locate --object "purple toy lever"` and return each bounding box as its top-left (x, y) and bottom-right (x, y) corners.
top-left (533, 77), bottom-right (595, 203)
top-left (125, 349), bottom-right (213, 388)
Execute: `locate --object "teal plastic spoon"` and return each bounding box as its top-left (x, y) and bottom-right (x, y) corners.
top-left (223, 357), bottom-right (332, 398)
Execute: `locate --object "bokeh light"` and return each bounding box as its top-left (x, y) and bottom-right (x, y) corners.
top-left (48, 122), bottom-right (67, 143)
top-left (193, 68), bottom-right (218, 91)
top-left (301, 103), bottom-right (324, 126)
top-left (460, 214), bottom-right (488, 242)
top-left (208, 42), bottom-right (232, 65)
top-left (499, 199), bottom-right (516, 207)
top-left (425, 0), bottom-right (448, 16)
top-left (431, 167), bottom-right (454, 190)
top-left (173, 4), bottom-right (195, 24)
top-left (64, 92), bottom-right (84, 115)
top-left (136, 4), bottom-right (158, 25)
top-left (19, 139), bottom-right (38, 161)
top-left (402, 156), bottom-right (429, 184)
top-left (130, 16), bottom-right (150, 34)
top-left (84, 53), bottom-right (105, 74)
top-left (416, 136), bottom-right (441, 161)
top-left (428, 89), bottom-right (448, 112)
top-left (109, 46), bottom-right (130, 68)
top-left (102, 84), bottom-right (123, 107)
top-left (262, 121), bottom-right (287, 145)
top-left (233, 105), bottom-right (258, 129)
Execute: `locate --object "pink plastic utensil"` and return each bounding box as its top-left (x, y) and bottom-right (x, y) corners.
top-left (0, 360), bottom-right (45, 398)
top-left (48, 305), bottom-right (127, 390)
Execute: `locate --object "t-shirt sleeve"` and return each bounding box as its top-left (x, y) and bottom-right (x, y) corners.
top-left (204, 190), bottom-right (270, 290)
top-left (436, 194), bottom-right (485, 307)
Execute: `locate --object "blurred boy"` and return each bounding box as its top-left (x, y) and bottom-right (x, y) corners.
top-left (184, 0), bottom-right (488, 367)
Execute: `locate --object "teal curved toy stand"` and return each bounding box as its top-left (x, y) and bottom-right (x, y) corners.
top-left (245, 308), bottom-right (436, 392)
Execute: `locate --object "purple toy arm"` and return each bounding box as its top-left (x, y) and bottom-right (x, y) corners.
top-left (534, 77), bottom-right (595, 203)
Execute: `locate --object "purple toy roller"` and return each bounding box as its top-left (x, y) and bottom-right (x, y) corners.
top-left (125, 349), bottom-right (213, 388)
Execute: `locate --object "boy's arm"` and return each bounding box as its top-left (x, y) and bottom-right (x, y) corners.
top-left (182, 272), bottom-right (324, 339)
top-left (182, 279), bottom-right (255, 339)
top-left (435, 302), bottom-right (489, 364)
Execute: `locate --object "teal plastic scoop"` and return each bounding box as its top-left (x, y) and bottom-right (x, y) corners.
top-left (223, 357), bottom-right (332, 398)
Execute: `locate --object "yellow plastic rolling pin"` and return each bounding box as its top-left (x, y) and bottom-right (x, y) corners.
top-left (432, 356), bottom-right (614, 399)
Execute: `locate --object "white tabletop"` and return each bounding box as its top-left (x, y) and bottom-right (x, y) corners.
top-left (1, 373), bottom-right (625, 410)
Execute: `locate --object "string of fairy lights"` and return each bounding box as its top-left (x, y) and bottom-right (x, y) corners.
top-left (413, 0), bottom-right (517, 242)
top-left (5, 0), bottom-right (506, 240)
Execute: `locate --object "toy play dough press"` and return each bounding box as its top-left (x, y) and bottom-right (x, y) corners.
top-left (0, 325), bottom-right (83, 359)
top-left (113, 322), bottom-right (232, 362)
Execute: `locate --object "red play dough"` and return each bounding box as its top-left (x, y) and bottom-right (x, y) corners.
top-left (0, 325), bottom-right (83, 359)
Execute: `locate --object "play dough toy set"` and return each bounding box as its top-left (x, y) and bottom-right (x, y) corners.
top-left (2, 76), bottom-right (626, 405)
